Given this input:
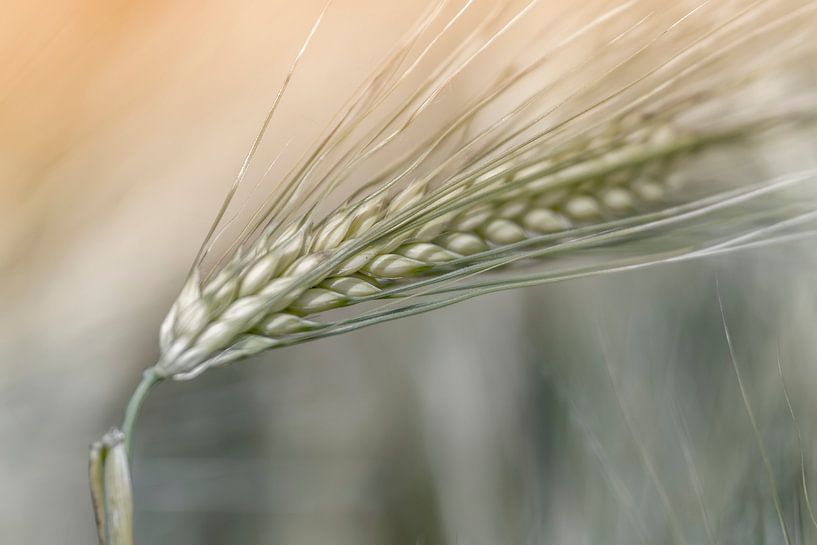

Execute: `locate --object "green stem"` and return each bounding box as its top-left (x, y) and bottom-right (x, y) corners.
top-left (121, 368), bottom-right (163, 460)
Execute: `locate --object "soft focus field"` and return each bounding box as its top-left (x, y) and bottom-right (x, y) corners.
top-left (2, 1), bottom-right (817, 544)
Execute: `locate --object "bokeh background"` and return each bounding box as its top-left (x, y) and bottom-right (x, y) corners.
top-left (2, 1), bottom-right (817, 544)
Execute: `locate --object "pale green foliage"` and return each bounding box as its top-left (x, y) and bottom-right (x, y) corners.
top-left (89, 430), bottom-right (133, 545)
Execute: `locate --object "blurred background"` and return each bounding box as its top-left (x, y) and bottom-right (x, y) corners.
top-left (2, 1), bottom-right (817, 544)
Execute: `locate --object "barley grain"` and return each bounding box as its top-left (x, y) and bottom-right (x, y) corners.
top-left (155, 122), bottom-right (752, 378)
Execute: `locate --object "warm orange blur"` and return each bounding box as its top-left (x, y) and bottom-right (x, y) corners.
top-left (0, 0), bottom-right (430, 366)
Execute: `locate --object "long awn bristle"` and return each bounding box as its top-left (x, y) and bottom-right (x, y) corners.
top-left (150, 0), bottom-right (817, 380)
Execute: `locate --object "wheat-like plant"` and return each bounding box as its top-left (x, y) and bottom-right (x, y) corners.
top-left (89, 1), bottom-right (817, 543)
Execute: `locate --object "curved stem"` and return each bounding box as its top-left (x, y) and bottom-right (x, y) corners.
top-left (121, 368), bottom-right (163, 460)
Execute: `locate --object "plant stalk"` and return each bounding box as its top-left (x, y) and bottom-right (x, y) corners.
top-left (88, 369), bottom-right (162, 545)
top-left (121, 368), bottom-right (163, 460)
